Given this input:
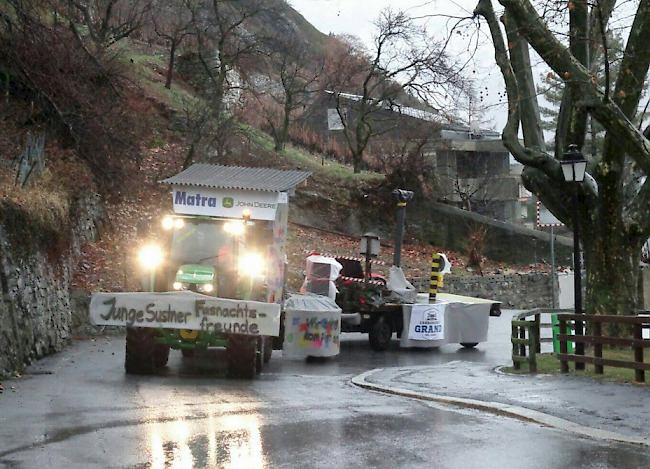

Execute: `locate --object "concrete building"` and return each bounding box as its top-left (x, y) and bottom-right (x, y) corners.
top-left (433, 126), bottom-right (530, 223)
top-left (310, 91), bottom-right (529, 224)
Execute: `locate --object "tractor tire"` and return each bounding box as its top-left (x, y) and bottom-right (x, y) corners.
top-left (263, 336), bottom-right (273, 363)
top-left (125, 327), bottom-right (156, 374)
top-left (181, 348), bottom-right (195, 358)
top-left (227, 335), bottom-right (259, 379)
top-left (255, 337), bottom-right (264, 373)
top-left (154, 344), bottom-right (170, 368)
top-left (369, 316), bottom-right (392, 351)
top-left (461, 343), bottom-right (478, 348)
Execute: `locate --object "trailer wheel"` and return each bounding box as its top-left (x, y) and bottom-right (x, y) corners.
top-left (461, 343), bottom-right (478, 348)
top-left (227, 335), bottom-right (259, 379)
top-left (369, 317), bottom-right (392, 351)
top-left (154, 344), bottom-right (170, 368)
top-left (125, 327), bottom-right (155, 374)
top-left (263, 336), bottom-right (273, 363)
top-left (181, 349), bottom-right (195, 358)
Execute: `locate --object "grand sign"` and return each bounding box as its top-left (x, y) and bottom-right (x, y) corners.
top-left (408, 303), bottom-right (445, 340)
top-left (172, 185), bottom-right (284, 221)
top-left (90, 291), bottom-right (281, 336)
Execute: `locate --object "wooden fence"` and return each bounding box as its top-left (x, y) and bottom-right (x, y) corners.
top-left (511, 308), bottom-right (572, 372)
top-left (557, 314), bottom-right (650, 382)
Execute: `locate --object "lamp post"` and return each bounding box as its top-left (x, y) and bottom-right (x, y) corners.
top-left (561, 144), bottom-right (587, 370)
top-left (392, 189), bottom-right (414, 267)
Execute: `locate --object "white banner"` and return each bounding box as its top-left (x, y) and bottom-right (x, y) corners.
top-left (90, 291), bottom-right (281, 336)
top-left (327, 109), bottom-right (345, 130)
top-left (283, 311), bottom-right (340, 357)
top-left (172, 186), bottom-right (283, 221)
top-left (408, 304), bottom-right (446, 340)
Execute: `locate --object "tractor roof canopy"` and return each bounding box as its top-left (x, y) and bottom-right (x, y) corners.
top-left (161, 164), bottom-right (311, 192)
top-left (161, 164), bottom-right (311, 221)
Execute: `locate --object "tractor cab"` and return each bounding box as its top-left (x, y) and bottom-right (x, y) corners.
top-left (161, 214), bottom-right (267, 300)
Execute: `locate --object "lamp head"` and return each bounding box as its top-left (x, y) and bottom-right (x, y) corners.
top-left (561, 144), bottom-right (587, 182)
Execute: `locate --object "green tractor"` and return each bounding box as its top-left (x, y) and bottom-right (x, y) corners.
top-left (91, 164), bottom-right (310, 379)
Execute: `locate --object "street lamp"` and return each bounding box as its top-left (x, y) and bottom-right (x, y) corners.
top-left (561, 144), bottom-right (587, 370)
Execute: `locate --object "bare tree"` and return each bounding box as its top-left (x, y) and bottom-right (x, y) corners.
top-left (152, 0), bottom-right (197, 89)
top-left (249, 34), bottom-right (322, 151)
top-left (0, 0), bottom-right (140, 187)
top-left (65, 0), bottom-right (152, 47)
top-left (180, 95), bottom-right (244, 169)
top-left (371, 119), bottom-right (439, 198)
top-left (473, 0), bottom-right (650, 330)
top-left (324, 8), bottom-right (464, 173)
top-left (187, 0), bottom-right (279, 114)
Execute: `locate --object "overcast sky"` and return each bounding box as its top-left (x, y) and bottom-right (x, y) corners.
top-left (289, 0), bottom-right (511, 131)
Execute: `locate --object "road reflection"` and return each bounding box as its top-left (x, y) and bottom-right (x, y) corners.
top-left (147, 410), bottom-right (264, 468)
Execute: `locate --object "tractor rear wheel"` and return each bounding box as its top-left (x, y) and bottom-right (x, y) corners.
top-left (125, 327), bottom-right (156, 374)
top-left (369, 317), bottom-right (392, 351)
top-left (263, 336), bottom-right (273, 363)
top-left (227, 335), bottom-right (259, 379)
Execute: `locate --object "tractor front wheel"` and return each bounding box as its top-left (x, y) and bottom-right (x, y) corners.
top-left (154, 344), bottom-right (170, 368)
top-left (227, 335), bottom-right (260, 379)
top-left (125, 327), bottom-right (156, 374)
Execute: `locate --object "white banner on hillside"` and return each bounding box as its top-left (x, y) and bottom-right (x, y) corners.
top-left (327, 109), bottom-right (345, 130)
top-left (408, 303), bottom-right (445, 340)
top-left (90, 291), bottom-right (281, 336)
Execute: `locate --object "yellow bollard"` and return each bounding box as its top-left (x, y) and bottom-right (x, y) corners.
top-left (430, 253), bottom-right (441, 303)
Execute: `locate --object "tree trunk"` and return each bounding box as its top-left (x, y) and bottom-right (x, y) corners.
top-left (583, 207), bottom-right (642, 337)
top-left (352, 150), bottom-right (361, 173)
top-left (275, 100), bottom-right (291, 152)
top-left (165, 38), bottom-right (177, 90)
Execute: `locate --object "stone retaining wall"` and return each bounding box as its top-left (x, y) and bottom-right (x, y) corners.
top-left (0, 195), bottom-right (107, 376)
top-left (411, 273), bottom-right (555, 310)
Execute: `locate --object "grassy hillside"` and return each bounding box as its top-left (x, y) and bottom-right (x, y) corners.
top-left (0, 0), bottom-right (547, 296)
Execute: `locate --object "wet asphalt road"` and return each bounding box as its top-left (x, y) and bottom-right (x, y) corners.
top-left (2, 312), bottom-right (650, 468)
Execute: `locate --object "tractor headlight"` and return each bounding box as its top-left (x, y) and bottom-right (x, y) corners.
top-left (139, 245), bottom-right (163, 270)
top-left (173, 282), bottom-right (189, 291)
top-left (223, 221), bottom-right (245, 236)
top-left (163, 216), bottom-right (184, 230)
top-left (238, 253), bottom-right (265, 277)
top-left (197, 283), bottom-right (214, 293)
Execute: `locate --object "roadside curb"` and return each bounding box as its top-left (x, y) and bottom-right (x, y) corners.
top-left (351, 367), bottom-right (650, 448)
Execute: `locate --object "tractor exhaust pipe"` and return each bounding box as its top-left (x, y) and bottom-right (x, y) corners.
top-left (392, 189), bottom-right (414, 267)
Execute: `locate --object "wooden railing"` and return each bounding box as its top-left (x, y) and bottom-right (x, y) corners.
top-left (557, 314), bottom-right (650, 382)
top-left (511, 309), bottom-right (572, 372)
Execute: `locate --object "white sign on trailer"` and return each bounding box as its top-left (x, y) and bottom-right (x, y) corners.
top-left (408, 303), bottom-right (446, 340)
top-left (172, 185), bottom-right (285, 221)
top-left (90, 291), bottom-right (281, 336)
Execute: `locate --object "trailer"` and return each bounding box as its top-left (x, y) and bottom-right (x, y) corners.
top-left (303, 189), bottom-right (501, 351)
top-left (90, 164), bottom-right (310, 378)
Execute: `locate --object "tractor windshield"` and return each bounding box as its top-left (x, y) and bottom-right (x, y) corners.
top-left (169, 220), bottom-right (234, 266)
